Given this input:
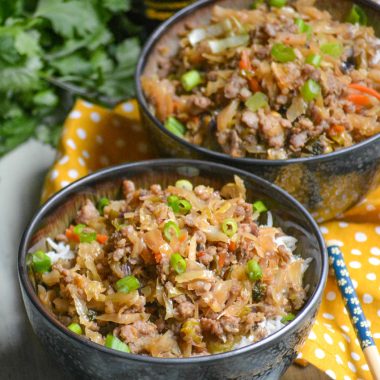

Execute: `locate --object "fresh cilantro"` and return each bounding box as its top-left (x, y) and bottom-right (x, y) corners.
top-left (0, 0), bottom-right (142, 157)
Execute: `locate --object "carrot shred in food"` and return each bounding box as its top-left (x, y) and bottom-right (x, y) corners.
top-left (218, 252), bottom-right (226, 268)
top-left (346, 93), bottom-right (372, 107)
top-left (229, 241), bottom-right (237, 251)
top-left (65, 225), bottom-right (79, 242)
top-left (179, 233), bottom-right (187, 243)
top-left (248, 77), bottom-right (261, 93)
top-left (96, 234), bottom-right (108, 244)
top-left (197, 251), bottom-right (206, 258)
top-left (349, 83), bottom-right (380, 101)
top-left (328, 124), bottom-right (345, 136)
top-left (154, 251), bottom-right (162, 263)
top-left (239, 50), bottom-right (252, 71)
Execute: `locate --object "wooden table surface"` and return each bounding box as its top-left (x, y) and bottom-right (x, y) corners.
top-left (0, 140), bottom-right (328, 380)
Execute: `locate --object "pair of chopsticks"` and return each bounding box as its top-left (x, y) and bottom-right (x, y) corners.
top-left (327, 243), bottom-right (380, 380)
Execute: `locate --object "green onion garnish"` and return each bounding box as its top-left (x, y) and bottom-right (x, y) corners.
top-left (170, 253), bottom-right (187, 274)
top-left (295, 18), bottom-right (312, 38)
top-left (163, 221), bottom-right (181, 242)
top-left (32, 250), bottom-right (52, 273)
top-left (346, 4), bottom-right (367, 25)
top-left (269, 0), bottom-right (287, 8)
top-left (73, 224), bottom-right (97, 243)
top-left (301, 79), bottom-right (321, 102)
top-left (68, 323), bottom-right (83, 335)
top-left (250, 0), bottom-right (265, 9)
top-left (167, 195), bottom-right (180, 212)
top-left (175, 179), bottom-right (193, 191)
top-left (221, 218), bottom-right (238, 238)
top-left (177, 199), bottom-right (192, 215)
top-left (115, 275), bottom-right (140, 294)
top-left (305, 53), bottom-right (322, 68)
top-left (245, 92), bottom-right (268, 113)
top-left (246, 259), bottom-right (263, 281)
top-left (253, 200), bottom-right (267, 213)
top-left (320, 42), bottom-right (343, 58)
top-left (271, 43), bottom-right (296, 63)
top-left (281, 313), bottom-right (296, 324)
top-left (164, 117), bottom-right (186, 137)
top-left (105, 334), bottom-right (131, 353)
top-left (97, 197), bottom-right (110, 215)
top-left (181, 70), bottom-right (202, 92)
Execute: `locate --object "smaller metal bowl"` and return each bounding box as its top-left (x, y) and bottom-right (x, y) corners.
top-left (135, 0), bottom-right (380, 222)
top-left (18, 159), bottom-right (327, 380)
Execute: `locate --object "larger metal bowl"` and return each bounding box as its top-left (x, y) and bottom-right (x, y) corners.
top-left (18, 159), bottom-right (327, 379)
top-left (135, 0), bottom-right (380, 222)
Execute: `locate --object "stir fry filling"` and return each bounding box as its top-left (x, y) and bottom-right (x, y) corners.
top-left (142, 0), bottom-right (380, 159)
top-left (31, 177), bottom-right (309, 357)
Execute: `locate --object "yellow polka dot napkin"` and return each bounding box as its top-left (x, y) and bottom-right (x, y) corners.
top-left (42, 99), bottom-right (379, 380)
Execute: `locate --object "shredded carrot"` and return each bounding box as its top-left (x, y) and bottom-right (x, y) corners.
top-left (229, 241), bottom-right (236, 251)
top-left (197, 251), bottom-right (206, 258)
top-left (349, 83), bottom-right (380, 101)
top-left (346, 93), bottom-right (372, 107)
top-left (248, 77), bottom-right (261, 93)
top-left (65, 225), bottom-right (79, 242)
top-left (218, 252), bottom-right (226, 268)
top-left (96, 234), bottom-right (108, 244)
top-left (154, 251), bottom-right (162, 263)
top-left (239, 50), bottom-right (252, 71)
top-left (179, 233), bottom-right (187, 243)
top-left (328, 124), bottom-right (345, 136)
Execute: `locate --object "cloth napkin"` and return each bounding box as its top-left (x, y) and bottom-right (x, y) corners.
top-left (42, 99), bottom-right (380, 380)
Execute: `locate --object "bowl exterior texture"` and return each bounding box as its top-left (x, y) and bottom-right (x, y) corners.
top-left (19, 160), bottom-right (326, 380)
top-left (137, 0), bottom-right (380, 222)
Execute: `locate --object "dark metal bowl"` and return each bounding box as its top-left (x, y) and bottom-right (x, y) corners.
top-left (18, 159), bottom-right (327, 380)
top-left (135, 0), bottom-right (380, 222)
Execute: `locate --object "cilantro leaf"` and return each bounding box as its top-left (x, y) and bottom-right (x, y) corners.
top-left (35, 0), bottom-right (99, 38)
top-left (103, 0), bottom-right (131, 12)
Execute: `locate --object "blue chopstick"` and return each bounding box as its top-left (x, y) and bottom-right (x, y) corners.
top-left (327, 244), bottom-right (380, 379)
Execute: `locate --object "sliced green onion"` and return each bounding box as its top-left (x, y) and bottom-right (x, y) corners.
top-left (253, 200), bottom-right (267, 213)
top-left (164, 117), bottom-right (186, 137)
top-left (222, 218), bottom-right (238, 237)
top-left (97, 197), bottom-right (110, 215)
top-left (271, 43), bottom-right (296, 63)
top-left (181, 70), bottom-right (202, 92)
top-left (305, 53), bottom-right (322, 68)
top-left (115, 275), bottom-right (140, 294)
top-left (245, 92), bottom-right (268, 113)
top-left (281, 313), bottom-right (295, 324)
top-left (163, 221), bottom-right (181, 241)
top-left (269, 0), bottom-right (286, 7)
top-left (320, 42), bottom-right (343, 58)
top-left (68, 323), bottom-right (83, 335)
top-left (295, 18), bottom-right (312, 38)
top-left (175, 179), bottom-right (193, 191)
top-left (167, 195), bottom-right (180, 212)
top-left (251, 0), bottom-right (265, 9)
top-left (246, 259), bottom-right (263, 281)
top-left (32, 250), bottom-right (52, 273)
top-left (74, 224), bottom-right (97, 243)
top-left (209, 34), bottom-right (249, 54)
top-left (301, 79), bottom-right (321, 102)
top-left (346, 4), bottom-right (367, 25)
top-left (105, 334), bottom-right (131, 353)
top-left (170, 253), bottom-right (187, 274)
top-left (177, 199), bottom-right (192, 215)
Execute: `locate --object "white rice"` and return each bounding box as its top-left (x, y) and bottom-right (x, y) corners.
top-left (274, 235), bottom-right (298, 252)
top-left (45, 237), bottom-right (75, 263)
top-left (233, 317), bottom-right (285, 349)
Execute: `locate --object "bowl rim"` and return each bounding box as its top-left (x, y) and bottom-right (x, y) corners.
top-left (18, 158), bottom-right (328, 364)
top-left (135, 0), bottom-right (380, 167)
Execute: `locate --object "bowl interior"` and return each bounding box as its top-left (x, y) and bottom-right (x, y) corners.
top-left (21, 160), bottom-right (325, 332)
top-left (139, 0), bottom-right (380, 159)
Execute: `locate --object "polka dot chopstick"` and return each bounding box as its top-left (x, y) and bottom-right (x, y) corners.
top-left (327, 242), bottom-right (380, 380)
